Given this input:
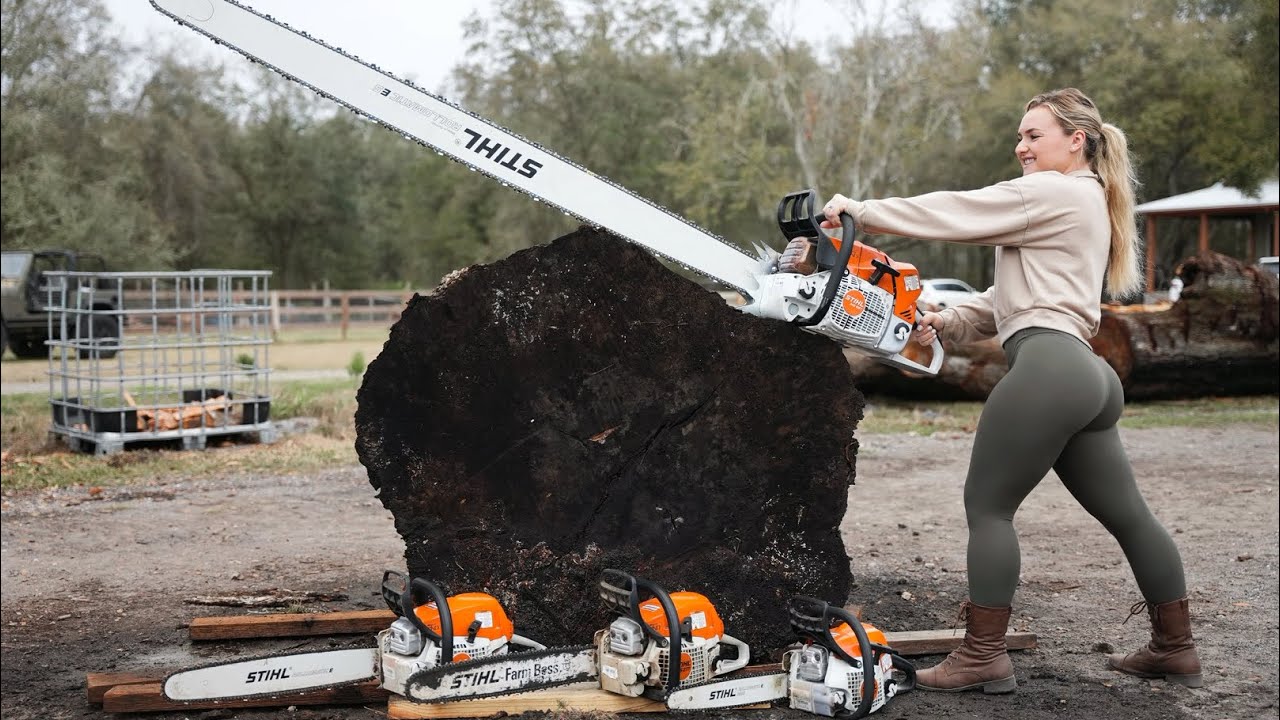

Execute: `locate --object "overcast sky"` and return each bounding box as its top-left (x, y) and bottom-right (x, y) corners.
top-left (106, 1), bottom-right (957, 95)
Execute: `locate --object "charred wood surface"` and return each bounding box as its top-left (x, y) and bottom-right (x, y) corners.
top-left (849, 252), bottom-right (1279, 401)
top-left (356, 227), bottom-right (864, 655)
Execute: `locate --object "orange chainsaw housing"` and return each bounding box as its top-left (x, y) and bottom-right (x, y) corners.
top-left (638, 591), bottom-right (725, 641)
top-left (413, 592), bottom-right (515, 643)
top-left (830, 620), bottom-right (889, 658)
top-left (827, 235), bottom-right (924, 325)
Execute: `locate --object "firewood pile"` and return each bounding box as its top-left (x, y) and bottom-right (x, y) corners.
top-left (124, 391), bottom-right (234, 431)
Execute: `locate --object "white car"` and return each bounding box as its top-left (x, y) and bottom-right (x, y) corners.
top-left (918, 278), bottom-right (979, 310)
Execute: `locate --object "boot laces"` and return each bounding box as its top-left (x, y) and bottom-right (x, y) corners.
top-left (1122, 600), bottom-right (1148, 625)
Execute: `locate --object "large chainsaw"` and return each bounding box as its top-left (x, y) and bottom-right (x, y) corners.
top-left (148, 0), bottom-right (944, 375)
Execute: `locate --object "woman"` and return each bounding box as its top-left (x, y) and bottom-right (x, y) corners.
top-left (781, 88), bottom-right (1202, 693)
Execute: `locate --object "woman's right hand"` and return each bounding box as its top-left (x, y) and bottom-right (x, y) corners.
top-left (914, 312), bottom-right (944, 346)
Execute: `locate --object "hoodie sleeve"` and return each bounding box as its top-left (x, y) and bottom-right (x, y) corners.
top-left (936, 286), bottom-right (998, 345)
top-left (848, 181), bottom-right (1031, 246)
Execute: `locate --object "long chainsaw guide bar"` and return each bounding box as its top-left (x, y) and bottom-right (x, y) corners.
top-left (149, 0), bottom-right (764, 296)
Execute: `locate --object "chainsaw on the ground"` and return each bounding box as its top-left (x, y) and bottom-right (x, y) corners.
top-left (147, 0), bottom-right (944, 376)
top-left (160, 571), bottom-right (581, 703)
top-left (783, 596), bottom-right (917, 717)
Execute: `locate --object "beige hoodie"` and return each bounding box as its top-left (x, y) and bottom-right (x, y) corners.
top-left (846, 169), bottom-right (1109, 347)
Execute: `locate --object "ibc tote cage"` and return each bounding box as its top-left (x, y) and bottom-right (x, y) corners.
top-left (44, 269), bottom-right (275, 455)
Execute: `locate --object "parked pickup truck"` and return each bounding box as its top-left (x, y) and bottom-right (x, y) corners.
top-left (1, 249), bottom-right (120, 359)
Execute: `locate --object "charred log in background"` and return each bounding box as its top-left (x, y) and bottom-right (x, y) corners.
top-left (355, 227), bottom-right (864, 655)
top-left (849, 251), bottom-right (1279, 400)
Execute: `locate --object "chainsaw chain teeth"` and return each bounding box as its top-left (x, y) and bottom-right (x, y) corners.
top-left (148, 0), bottom-right (756, 296)
top-left (159, 642), bottom-right (379, 705)
top-left (403, 644), bottom-right (596, 704)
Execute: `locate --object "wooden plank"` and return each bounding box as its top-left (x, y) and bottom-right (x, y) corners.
top-left (188, 608), bottom-right (396, 640)
top-left (884, 629), bottom-right (1037, 656)
top-left (101, 679), bottom-right (388, 713)
top-left (86, 672), bottom-right (157, 705)
top-left (386, 685), bottom-right (769, 718)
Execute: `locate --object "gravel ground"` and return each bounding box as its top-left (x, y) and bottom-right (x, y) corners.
top-left (1, 424), bottom-right (1276, 720)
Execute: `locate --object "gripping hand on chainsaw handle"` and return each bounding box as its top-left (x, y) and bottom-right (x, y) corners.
top-left (819, 193), bottom-right (857, 229)
top-left (914, 312), bottom-right (945, 346)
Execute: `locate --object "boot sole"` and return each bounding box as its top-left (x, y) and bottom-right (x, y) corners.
top-left (1107, 660), bottom-right (1204, 688)
top-left (918, 675), bottom-right (1017, 694)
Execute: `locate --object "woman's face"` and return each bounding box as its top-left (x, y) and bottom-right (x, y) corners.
top-left (1015, 105), bottom-right (1084, 175)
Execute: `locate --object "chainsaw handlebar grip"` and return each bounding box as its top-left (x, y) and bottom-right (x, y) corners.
top-left (795, 212), bottom-right (856, 328)
top-left (402, 577), bottom-right (453, 663)
top-left (598, 569), bottom-right (683, 694)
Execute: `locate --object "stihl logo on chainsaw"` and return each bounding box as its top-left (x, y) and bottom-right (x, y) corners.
top-left (245, 667), bottom-right (291, 683)
top-left (462, 129), bottom-right (544, 179)
top-left (446, 658), bottom-right (570, 689)
top-left (709, 687), bottom-right (743, 700)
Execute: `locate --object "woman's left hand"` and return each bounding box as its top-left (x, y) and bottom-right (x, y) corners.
top-left (820, 194), bottom-right (856, 228)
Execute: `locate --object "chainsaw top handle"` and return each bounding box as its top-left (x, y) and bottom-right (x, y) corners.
top-left (789, 596), bottom-right (877, 720)
top-left (399, 576), bottom-right (453, 663)
top-left (776, 189), bottom-right (858, 329)
top-left (599, 569), bottom-right (683, 694)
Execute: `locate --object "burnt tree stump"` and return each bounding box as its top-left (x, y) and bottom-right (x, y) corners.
top-left (847, 251), bottom-right (1279, 400)
top-left (356, 227), bottom-right (864, 655)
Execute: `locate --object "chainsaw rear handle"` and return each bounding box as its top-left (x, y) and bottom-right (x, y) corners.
top-left (401, 576), bottom-right (453, 664)
top-left (599, 569), bottom-right (683, 694)
top-left (776, 189), bottom-right (858, 329)
top-left (789, 596), bottom-right (877, 720)
top-left (885, 336), bottom-right (946, 375)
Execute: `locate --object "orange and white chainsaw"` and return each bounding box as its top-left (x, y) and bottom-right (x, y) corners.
top-left (160, 571), bottom-right (571, 703)
top-left (147, 0), bottom-right (944, 376)
top-left (783, 596), bottom-right (917, 717)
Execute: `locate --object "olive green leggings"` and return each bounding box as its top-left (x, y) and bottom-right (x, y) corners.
top-left (965, 327), bottom-right (1187, 608)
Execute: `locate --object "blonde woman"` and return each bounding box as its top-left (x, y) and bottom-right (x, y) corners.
top-left (783, 88), bottom-right (1201, 693)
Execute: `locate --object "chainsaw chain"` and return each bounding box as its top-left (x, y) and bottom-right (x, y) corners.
top-left (147, 0), bottom-right (761, 296)
top-left (159, 640), bottom-right (380, 705)
top-left (402, 643), bottom-right (596, 704)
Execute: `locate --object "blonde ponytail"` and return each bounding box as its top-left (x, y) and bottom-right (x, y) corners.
top-left (1095, 123), bottom-right (1142, 300)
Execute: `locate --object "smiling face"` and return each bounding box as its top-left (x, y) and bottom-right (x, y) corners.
top-left (1015, 105), bottom-right (1086, 176)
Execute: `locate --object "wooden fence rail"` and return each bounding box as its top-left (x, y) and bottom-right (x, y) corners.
top-left (118, 289), bottom-right (421, 340)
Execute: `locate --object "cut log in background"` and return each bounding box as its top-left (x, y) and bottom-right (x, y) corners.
top-left (356, 227), bottom-right (864, 655)
top-left (848, 251), bottom-right (1279, 400)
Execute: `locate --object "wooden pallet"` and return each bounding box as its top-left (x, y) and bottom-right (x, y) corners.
top-left (90, 609), bottom-right (1038, 715)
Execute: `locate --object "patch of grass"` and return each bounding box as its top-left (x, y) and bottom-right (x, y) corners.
top-left (1, 378), bottom-right (361, 492)
top-left (1118, 396), bottom-right (1279, 429)
top-left (859, 394), bottom-right (1279, 435)
top-left (347, 351), bottom-right (366, 378)
top-left (860, 398), bottom-right (984, 435)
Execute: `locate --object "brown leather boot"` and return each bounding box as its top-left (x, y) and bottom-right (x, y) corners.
top-left (1107, 597), bottom-right (1203, 687)
top-left (917, 601), bottom-right (1017, 693)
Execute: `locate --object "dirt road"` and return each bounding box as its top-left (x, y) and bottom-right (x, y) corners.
top-left (2, 424), bottom-right (1276, 720)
